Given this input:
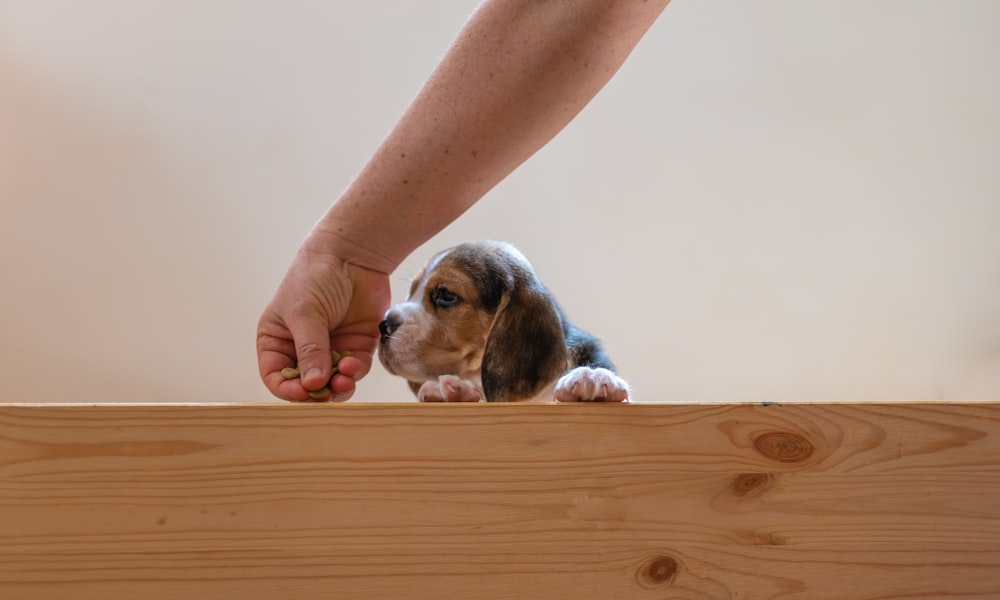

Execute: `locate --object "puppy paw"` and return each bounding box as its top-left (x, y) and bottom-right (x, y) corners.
top-left (554, 367), bottom-right (630, 403)
top-left (418, 375), bottom-right (485, 403)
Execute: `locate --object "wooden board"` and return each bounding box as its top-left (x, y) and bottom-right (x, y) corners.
top-left (1, 402), bottom-right (999, 599)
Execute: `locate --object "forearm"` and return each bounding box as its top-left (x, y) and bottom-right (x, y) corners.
top-left (312, 0), bottom-right (670, 273)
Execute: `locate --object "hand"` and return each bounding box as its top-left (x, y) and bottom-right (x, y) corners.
top-left (257, 237), bottom-right (391, 402)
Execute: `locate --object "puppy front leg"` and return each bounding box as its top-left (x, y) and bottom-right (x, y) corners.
top-left (418, 375), bottom-right (485, 402)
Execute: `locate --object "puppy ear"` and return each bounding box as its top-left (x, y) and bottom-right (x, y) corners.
top-left (480, 282), bottom-right (567, 402)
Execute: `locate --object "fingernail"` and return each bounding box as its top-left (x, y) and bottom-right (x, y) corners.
top-left (305, 368), bottom-right (322, 381)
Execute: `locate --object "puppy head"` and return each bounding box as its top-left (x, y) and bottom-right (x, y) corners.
top-left (378, 241), bottom-right (567, 402)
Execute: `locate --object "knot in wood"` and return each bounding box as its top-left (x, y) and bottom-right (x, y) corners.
top-left (637, 555), bottom-right (678, 588)
top-left (731, 472), bottom-right (775, 497)
top-left (753, 431), bottom-right (814, 463)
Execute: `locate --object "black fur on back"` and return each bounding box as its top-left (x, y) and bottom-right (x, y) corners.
top-left (562, 315), bottom-right (616, 372)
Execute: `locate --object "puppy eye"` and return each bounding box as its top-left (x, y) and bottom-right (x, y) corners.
top-left (430, 286), bottom-right (461, 308)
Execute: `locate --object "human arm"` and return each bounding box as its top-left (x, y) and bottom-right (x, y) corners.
top-left (258, 0), bottom-right (670, 401)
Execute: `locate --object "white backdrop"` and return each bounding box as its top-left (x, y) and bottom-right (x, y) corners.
top-left (2, 1), bottom-right (998, 403)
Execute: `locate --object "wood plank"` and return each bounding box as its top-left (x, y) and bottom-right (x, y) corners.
top-left (1, 402), bottom-right (999, 599)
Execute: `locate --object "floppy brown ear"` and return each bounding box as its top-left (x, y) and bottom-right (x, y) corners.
top-left (480, 282), bottom-right (568, 402)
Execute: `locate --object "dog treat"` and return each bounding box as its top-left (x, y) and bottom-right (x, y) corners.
top-left (282, 350), bottom-right (351, 400)
top-left (330, 349), bottom-right (349, 364)
top-left (307, 387), bottom-right (332, 400)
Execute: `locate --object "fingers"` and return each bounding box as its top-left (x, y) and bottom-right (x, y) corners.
top-left (256, 306), bottom-right (337, 402)
top-left (257, 312), bottom-right (379, 402)
top-left (288, 315), bottom-right (334, 391)
top-left (311, 349), bottom-right (374, 402)
top-left (257, 253), bottom-right (391, 403)
top-left (257, 297), bottom-right (380, 402)
top-left (328, 353), bottom-right (369, 401)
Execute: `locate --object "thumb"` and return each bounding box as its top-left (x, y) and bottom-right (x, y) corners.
top-left (289, 315), bottom-right (333, 391)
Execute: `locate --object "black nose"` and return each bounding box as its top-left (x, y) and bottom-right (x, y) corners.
top-left (379, 314), bottom-right (401, 339)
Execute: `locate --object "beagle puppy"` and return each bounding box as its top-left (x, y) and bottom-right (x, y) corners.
top-left (378, 240), bottom-right (630, 403)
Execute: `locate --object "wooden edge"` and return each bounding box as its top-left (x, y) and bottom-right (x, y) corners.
top-left (2, 401), bottom-right (999, 600)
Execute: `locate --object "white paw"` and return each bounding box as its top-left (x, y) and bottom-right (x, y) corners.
top-left (554, 367), bottom-right (630, 402)
top-left (418, 375), bottom-right (485, 403)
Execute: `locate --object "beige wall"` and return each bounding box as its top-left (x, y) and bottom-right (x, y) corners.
top-left (1, 1), bottom-right (998, 404)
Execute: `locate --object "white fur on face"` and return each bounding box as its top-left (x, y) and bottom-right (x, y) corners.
top-left (377, 299), bottom-right (436, 381)
top-left (378, 249), bottom-right (451, 381)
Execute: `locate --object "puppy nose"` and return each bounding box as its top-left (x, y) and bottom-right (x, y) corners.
top-left (379, 314), bottom-right (401, 339)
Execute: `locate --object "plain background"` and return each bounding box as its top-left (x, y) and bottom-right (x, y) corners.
top-left (1, 1), bottom-right (998, 404)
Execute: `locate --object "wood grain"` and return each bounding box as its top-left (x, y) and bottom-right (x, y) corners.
top-left (1, 402), bottom-right (999, 599)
